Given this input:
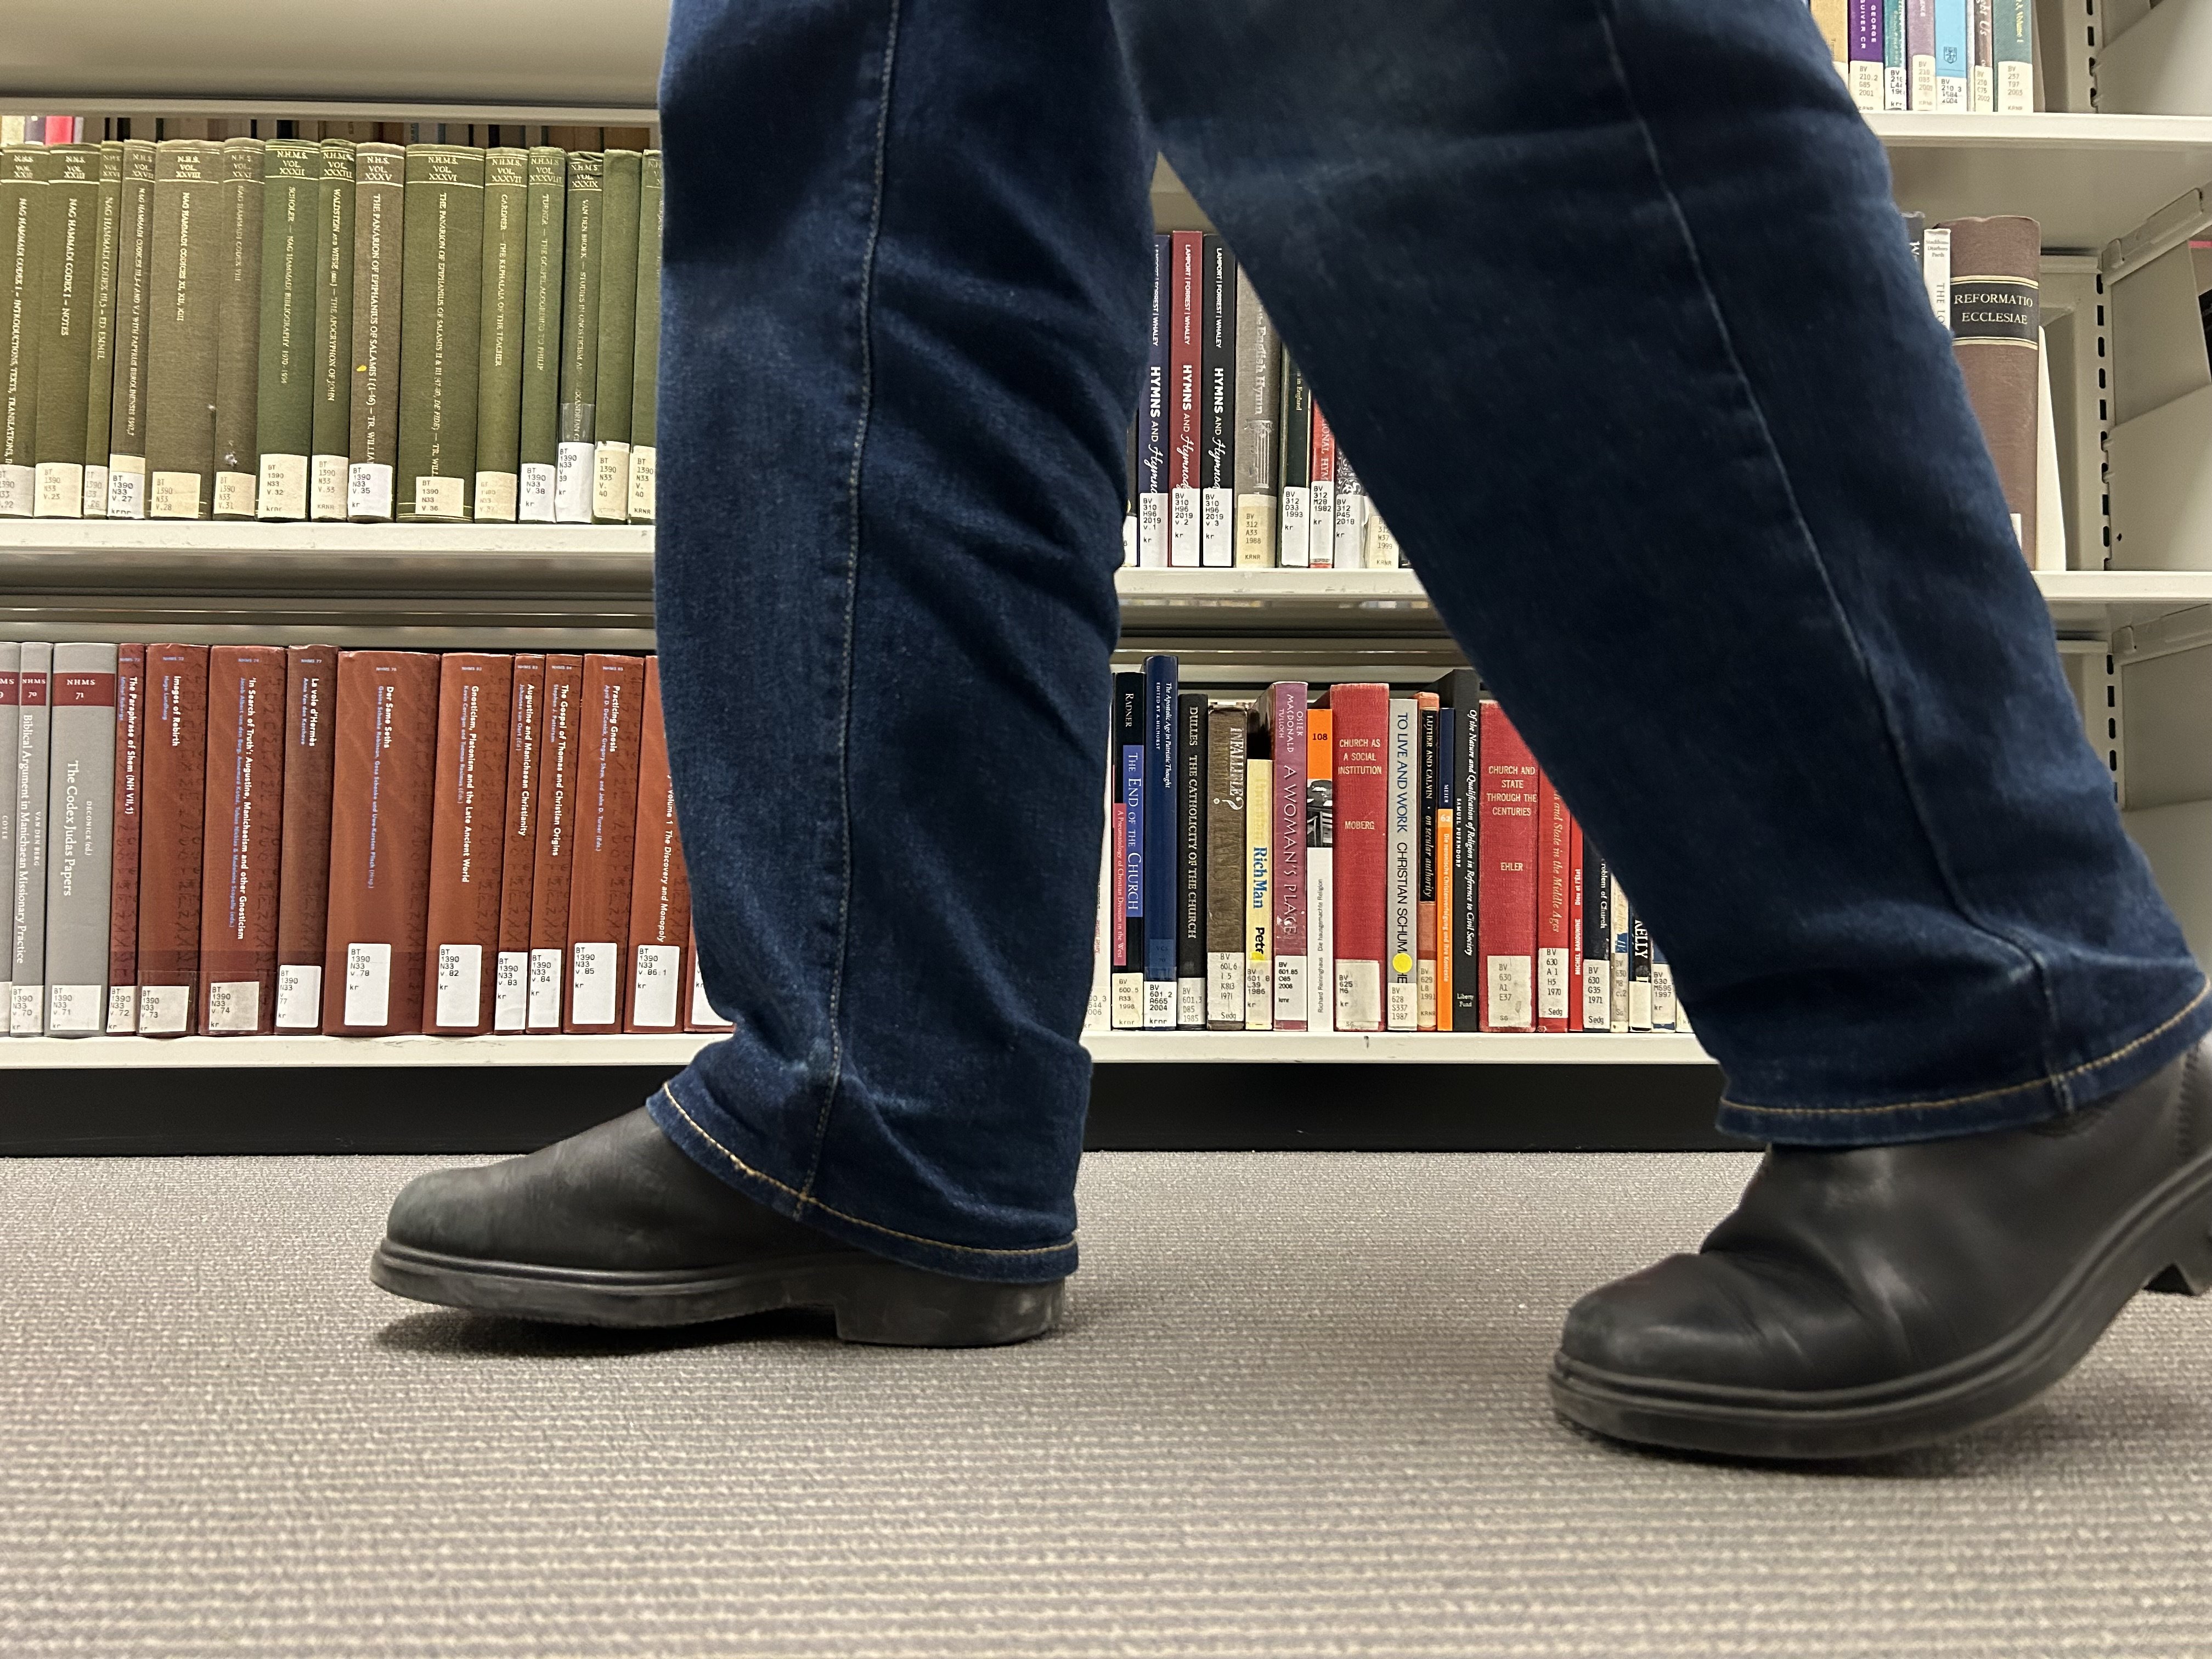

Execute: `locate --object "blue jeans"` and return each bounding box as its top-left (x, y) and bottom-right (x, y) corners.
top-left (648, 0), bottom-right (2211, 1283)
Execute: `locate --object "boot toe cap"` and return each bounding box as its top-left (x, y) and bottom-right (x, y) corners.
top-left (385, 1165), bottom-right (505, 1259)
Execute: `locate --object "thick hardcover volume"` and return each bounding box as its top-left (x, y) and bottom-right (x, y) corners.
top-left (1995, 0), bottom-right (2032, 111)
top-left (1175, 690), bottom-right (1205, 1026)
top-left (1137, 234), bottom-right (1169, 568)
top-left (309, 139), bottom-right (356, 519)
top-left (1198, 235), bottom-right (1235, 569)
top-left (40, 644), bottom-right (116, 1033)
top-left (105, 139), bottom-right (157, 516)
top-left (1477, 702), bottom-right (1539, 1031)
top-left (0, 148), bottom-right (47, 519)
top-left (144, 141), bottom-right (223, 520)
top-left (1946, 217), bottom-right (2040, 557)
top-left (320, 650), bottom-right (438, 1035)
top-left (517, 147), bottom-right (567, 522)
top-left (1305, 707), bottom-right (1334, 1031)
top-left (563, 653), bottom-right (646, 1032)
top-left (273, 645), bottom-right (337, 1029)
top-left (590, 150), bottom-right (641, 523)
top-left (136, 644), bottom-right (209, 1034)
top-left (0, 647), bottom-right (14, 1010)
top-left (472, 148), bottom-right (528, 521)
top-left (1139, 654), bottom-right (1178, 1029)
top-left (32, 146), bottom-right (99, 518)
top-left (493, 653), bottom-right (544, 1030)
top-left (1535, 770), bottom-right (1572, 1032)
top-left (198, 646), bottom-right (287, 1034)
top-left (1309, 404), bottom-right (1339, 571)
top-left (211, 137), bottom-right (264, 520)
top-left (1382, 697), bottom-right (1417, 1032)
top-left (554, 150), bottom-right (603, 524)
top-left (1581, 842), bottom-right (1612, 1033)
top-left (395, 145), bottom-right (484, 522)
top-left (1885, 0), bottom-right (1909, 108)
top-left (346, 143), bottom-right (405, 522)
top-left (1269, 682), bottom-right (1308, 1030)
top-left (1442, 673), bottom-right (1483, 1031)
top-left (1231, 266), bottom-right (1278, 568)
top-left (628, 151), bottom-right (663, 522)
top-left (1109, 671), bottom-right (1144, 1029)
top-left (1243, 707), bottom-right (1272, 1031)
top-left (1417, 702), bottom-right (1438, 1029)
top-left (624, 657), bottom-right (689, 1030)
top-left (1935, 0), bottom-right (1970, 109)
top-left (422, 653), bottom-right (513, 1034)
top-left (527, 653), bottom-right (584, 1028)
top-left (1909, 0), bottom-right (1938, 110)
top-left (1277, 363), bottom-right (1311, 567)
top-left (1848, 0), bottom-right (1883, 110)
top-left (1166, 230), bottom-right (1203, 568)
top-left (81, 142), bottom-right (122, 515)
top-left (254, 138), bottom-right (320, 520)
top-left (1328, 683), bottom-right (1388, 1031)
top-left (104, 644), bottom-right (144, 1030)
top-left (1203, 701), bottom-right (1247, 1030)
top-left (12, 644), bottom-right (53, 1031)
top-left (1434, 716), bottom-right (1454, 1031)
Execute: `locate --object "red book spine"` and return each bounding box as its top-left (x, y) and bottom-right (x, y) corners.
top-left (527, 654), bottom-right (584, 1029)
top-left (1269, 681), bottom-right (1307, 1031)
top-left (562, 653), bottom-right (646, 1032)
top-left (1310, 404), bottom-right (1338, 567)
top-left (1168, 229), bottom-right (1203, 567)
top-left (623, 657), bottom-right (690, 1031)
top-left (1477, 702), bottom-right (1539, 1031)
top-left (105, 645), bottom-right (145, 1031)
top-left (1328, 682), bottom-right (1389, 1031)
top-left (136, 645), bottom-right (210, 1035)
top-left (492, 654), bottom-right (544, 1032)
top-left (1536, 770), bottom-right (1572, 1032)
top-left (1568, 816), bottom-right (1585, 1030)
top-left (421, 653), bottom-right (514, 1035)
top-left (273, 645), bottom-right (338, 1030)
top-left (198, 646), bottom-right (289, 1035)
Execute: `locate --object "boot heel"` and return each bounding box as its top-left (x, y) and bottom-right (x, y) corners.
top-left (2147, 1228), bottom-right (2212, 1296)
top-left (831, 1267), bottom-right (1064, 1347)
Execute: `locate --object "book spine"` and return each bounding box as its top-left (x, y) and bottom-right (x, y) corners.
top-left (40, 642), bottom-right (115, 1034)
top-left (105, 140), bottom-right (156, 516)
top-left (1652, 941), bottom-right (1679, 1030)
top-left (1305, 706), bottom-right (1334, 1031)
top-left (137, 644), bottom-right (208, 1034)
top-left (517, 146), bottom-right (566, 523)
top-left (1335, 449), bottom-right (1370, 571)
top-left (1434, 714), bottom-right (1453, 1031)
top-left (1417, 701), bottom-right (1438, 1030)
top-left (82, 142), bottom-right (121, 514)
top-left (1972, 0), bottom-right (1995, 111)
top-left (1536, 769), bottom-right (1572, 1032)
top-left (628, 150), bottom-right (661, 523)
top-left (1139, 654), bottom-right (1177, 1028)
top-left (1477, 701), bottom-right (1538, 1031)
top-left (395, 144), bottom-right (484, 522)
top-left (273, 643), bottom-right (337, 1029)
top-left (1243, 709), bottom-right (1272, 1032)
top-left (254, 138), bottom-right (318, 520)
top-left (527, 652), bottom-right (584, 1028)
top-left (1607, 872), bottom-right (1632, 1032)
top-left (1110, 670), bottom-right (1143, 1029)
top-left (209, 137), bottom-right (263, 520)
top-left (0, 148), bottom-right (47, 518)
top-left (1910, 0), bottom-right (1938, 108)
top-left (1571, 819), bottom-right (1583, 1026)
top-left (1329, 682), bottom-right (1387, 1031)
top-left (1921, 222), bottom-right (1951, 324)
top-left (320, 650), bottom-right (439, 1035)
top-left (493, 652), bottom-right (544, 1031)
top-left (1446, 673), bottom-right (1483, 1031)
top-left (1629, 906), bottom-right (1654, 1031)
top-left (1581, 845), bottom-right (1612, 1032)
top-left (198, 645), bottom-right (286, 1034)
top-left (1886, 0), bottom-right (1909, 108)
top-left (1310, 402), bottom-right (1339, 569)
top-left (1086, 756), bottom-right (1112, 1032)
top-left (1175, 690), bottom-right (1205, 1026)
top-left (562, 652), bottom-right (646, 1031)
top-left (1166, 229), bottom-right (1201, 568)
top-left (346, 143), bottom-right (404, 521)
top-left (1203, 701), bottom-right (1246, 1030)
top-left (589, 149), bottom-right (640, 523)
top-left (1266, 682), bottom-right (1307, 1030)
top-left (1994, 0), bottom-right (2032, 111)
top-left (11, 643), bottom-right (52, 1031)
top-left (554, 149), bottom-right (603, 524)
top-left (104, 643), bottom-right (143, 1030)
top-left (309, 139), bottom-right (355, 519)
top-left (623, 656), bottom-right (688, 1030)
top-left (1946, 216), bottom-right (2040, 557)
top-left (0, 646), bottom-right (14, 1012)
top-left (1935, 0), bottom-right (1970, 109)
top-left (1137, 233), bottom-right (1168, 568)
top-left (422, 652), bottom-right (512, 1034)
top-left (1813, 0), bottom-right (1849, 71)
top-left (1849, 0), bottom-right (1884, 110)
top-left (1231, 266), bottom-right (1279, 568)
top-left (472, 148), bottom-right (528, 522)
top-left (146, 142), bottom-right (225, 520)
top-left (1382, 696), bottom-right (1417, 1031)
top-left (1198, 234), bottom-right (1234, 569)
top-left (1277, 361), bottom-right (1311, 567)
top-left (33, 146), bottom-right (99, 517)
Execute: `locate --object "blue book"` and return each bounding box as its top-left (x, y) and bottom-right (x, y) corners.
top-left (1934, 0), bottom-right (1970, 109)
top-left (1142, 654), bottom-right (1180, 1025)
top-left (1112, 672), bottom-right (1145, 1028)
top-left (1137, 235), bottom-right (1170, 567)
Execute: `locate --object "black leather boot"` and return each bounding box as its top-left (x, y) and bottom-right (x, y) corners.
top-left (1551, 1038), bottom-right (2212, 1458)
top-left (370, 1107), bottom-right (1063, 1347)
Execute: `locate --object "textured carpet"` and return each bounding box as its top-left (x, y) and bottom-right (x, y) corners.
top-left (3, 1150), bottom-right (2211, 1656)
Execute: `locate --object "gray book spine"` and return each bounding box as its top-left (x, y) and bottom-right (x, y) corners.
top-left (33, 144), bottom-right (99, 517)
top-left (473, 146), bottom-right (528, 521)
top-left (517, 145), bottom-right (565, 522)
top-left (628, 149), bottom-right (661, 523)
top-left (1232, 266), bottom-right (1279, 568)
top-left (590, 149), bottom-right (640, 522)
top-left (255, 137), bottom-right (321, 521)
top-left (309, 139), bottom-right (356, 520)
top-left (0, 644), bottom-right (17, 1008)
top-left (346, 142), bottom-right (404, 521)
top-left (145, 139), bottom-right (225, 521)
top-left (42, 641), bottom-right (116, 1034)
top-left (12, 641), bottom-right (53, 1032)
top-left (82, 141), bottom-right (122, 516)
top-left (0, 146), bottom-right (48, 517)
top-left (105, 138), bottom-right (156, 516)
top-left (212, 136), bottom-right (263, 518)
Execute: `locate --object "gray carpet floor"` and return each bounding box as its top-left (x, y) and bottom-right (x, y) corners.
top-left (3, 1150), bottom-right (2211, 1656)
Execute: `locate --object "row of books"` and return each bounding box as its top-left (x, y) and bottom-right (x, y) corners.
top-left (1086, 659), bottom-right (1686, 1036)
top-left (0, 134), bottom-right (661, 527)
top-left (0, 643), bottom-right (731, 1038)
top-left (1812, 0), bottom-right (2034, 114)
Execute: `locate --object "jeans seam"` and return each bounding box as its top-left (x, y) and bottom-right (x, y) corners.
top-left (661, 1084), bottom-right (1075, 1259)
top-left (1719, 977), bottom-right (2208, 1117)
top-left (798, 0), bottom-right (904, 1206)
top-left (1589, 0), bottom-right (2066, 1091)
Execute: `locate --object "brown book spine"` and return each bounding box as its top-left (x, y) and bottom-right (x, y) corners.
top-left (273, 644), bottom-right (337, 1029)
top-left (320, 650), bottom-right (438, 1035)
top-left (198, 645), bottom-right (287, 1034)
top-left (135, 644), bottom-right (209, 1034)
top-left (104, 643), bottom-right (144, 1031)
top-left (562, 652), bottom-right (646, 1032)
top-left (493, 652), bottom-right (544, 1031)
top-left (1944, 215), bottom-right (2040, 560)
top-left (421, 652), bottom-right (513, 1034)
top-left (623, 656), bottom-right (689, 1030)
top-left (526, 652), bottom-right (584, 1029)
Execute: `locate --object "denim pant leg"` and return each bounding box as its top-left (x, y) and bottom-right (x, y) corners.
top-left (1113, 0), bottom-right (2208, 1141)
top-left (649, 0), bottom-right (1154, 1280)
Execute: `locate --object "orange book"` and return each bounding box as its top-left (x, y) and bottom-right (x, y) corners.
top-left (421, 654), bottom-right (514, 1034)
top-left (562, 653), bottom-right (646, 1031)
top-left (623, 658), bottom-right (690, 1030)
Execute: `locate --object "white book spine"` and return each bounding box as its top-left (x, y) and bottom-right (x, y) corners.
top-left (1308, 842), bottom-right (1332, 1031)
top-left (1244, 756), bottom-right (1272, 1031)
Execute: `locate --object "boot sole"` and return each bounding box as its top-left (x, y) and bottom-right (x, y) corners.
top-left (370, 1239), bottom-right (1063, 1347)
top-left (1549, 1146), bottom-right (2212, 1460)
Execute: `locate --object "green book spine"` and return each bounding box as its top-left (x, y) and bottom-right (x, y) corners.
top-left (395, 144), bottom-right (484, 522)
top-left (628, 150), bottom-right (661, 524)
top-left (309, 139), bottom-right (354, 520)
top-left (105, 138), bottom-right (155, 516)
top-left (590, 149), bottom-right (640, 523)
top-left (33, 143), bottom-right (98, 517)
top-left (554, 149), bottom-right (602, 523)
top-left (516, 145), bottom-right (565, 522)
top-left (346, 142), bottom-right (403, 521)
top-left (0, 146), bottom-right (49, 517)
top-left (471, 147), bottom-right (527, 521)
top-left (82, 141), bottom-right (122, 516)
top-left (211, 136), bottom-right (263, 519)
top-left (254, 137), bottom-right (320, 521)
top-left (145, 139), bottom-right (225, 520)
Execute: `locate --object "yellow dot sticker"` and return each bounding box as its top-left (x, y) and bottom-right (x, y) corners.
top-left (1391, 952), bottom-right (1414, 974)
